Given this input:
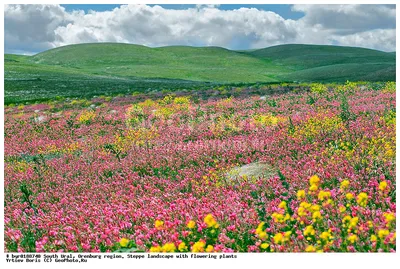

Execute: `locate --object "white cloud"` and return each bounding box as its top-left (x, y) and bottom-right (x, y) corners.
top-left (52, 5), bottom-right (298, 49)
top-left (331, 29), bottom-right (396, 52)
top-left (292, 4), bottom-right (395, 34)
top-left (4, 4), bottom-right (72, 52)
top-left (4, 4), bottom-right (396, 54)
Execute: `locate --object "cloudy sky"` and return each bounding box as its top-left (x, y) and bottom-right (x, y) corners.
top-left (4, 4), bottom-right (396, 55)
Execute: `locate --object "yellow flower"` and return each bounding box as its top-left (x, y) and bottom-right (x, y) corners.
top-left (304, 226), bottom-right (316, 237)
top-left (349, 217), bottom-right (359, 228)
top-left (339, 205), bottom-right (346, 213)
top-left (155, 220), bottom-right (164, 229)
top-left (383, 212), bottom-right (395, 223)
top-left (318, 190), bottom-right (331, 201)
top-left (257, 222), bottom-right (265, 229)
top-left (187, 220), bottom-right (196, 229)
top-left (258, 231), bottom-right (268, 240)
top-left (297, 207), bottom-right (307, 217)
top-left (367, 221), bottom-right (374, 228)
top-left (347, 235), bottom-right (358, 244)
top-left (370, 235), bottom-right (377, 242)
top-left (162, 243), bottom-right (176, 253)
top-left (345, 193), bottom-right (354, 200)
top-left (178, 242), bottom-right (187, 252)
top-left (204, 214), bottom-right (219, 228)
top-left (78, 110), bottom-right (96, 124)
top-left (385, 149), bottom-right (394, 158)
top-left (284, 231), bottom-right (292, 240)
top-left (297, 190), bottom-right (306, 200)
top-left (206, 245), bottom-right (214, 252)
top-left (320, 231), bottom-right (333, 242)
top-left (150, 245), bottom-right (162, 252)
top-left (273, 233), bottom-right (284, 244)
top-left (260, 243), bottom-right (269, 249)
top-left (312, 211), bottom-right (322, 220)
top-left (309, 175), bottom-right (321, 185)
top-left (309, 184), bottom-right (318, 192)
top-left (192, 241), bottom-right (206, 252)
top-left (119, 238), bottom-right (129, 248)
top-left (272, 212), bottom-right (285, 223)
top-left (278, 201), bottom-right (287, 210)
top-left (300, 202), bottom-right (311, 209)
top-left (342, 215), bottom-right (351, 223)
top-left (324, 199), bottom-right (333, 206)
top-left (311, 204), bottom-right (320, 212)
top-left (305, 245), bottom-right (316, 252)
top-left (379, 181), bottom-right (387, 191)
top-left (378, 229), bottom-right (390, 239)
top-left (340, 180), bottom-right (350, 190)
top-left (356, 192), bottom-right (368, 207)
top-left (256, 222), bottom-right (265, 235)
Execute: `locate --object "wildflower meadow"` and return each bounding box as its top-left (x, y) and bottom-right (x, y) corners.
top-left (4, 82), bottom-right (396, 253)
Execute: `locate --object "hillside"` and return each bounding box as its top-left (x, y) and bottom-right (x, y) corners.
top-left (28, 43), bottom-right (287, 83)
top-left (4, 43), bottom-right (396, 103)
top-left (245, 44), bottom-right (395, 68)
top-left (243, 44), bottom-right (395, 82)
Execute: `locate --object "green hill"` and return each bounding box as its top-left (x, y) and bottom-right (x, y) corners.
top-left (245, 44), bottom-right (395, 68)
top-left (243, 44), bottom-right (395, 82)
top-left (28, 43), bottom-right (287, 83)
top-left (4, 43), bottom-right (396, 103)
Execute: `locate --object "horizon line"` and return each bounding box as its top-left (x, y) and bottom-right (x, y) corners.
top-left (6, 42), bottom-right (396, 56)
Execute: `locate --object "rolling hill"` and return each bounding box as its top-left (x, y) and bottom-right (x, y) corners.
top-left (28, 43), bottom-right (287, 83)
top-left (4, 43), bottom-right (396, 103)
top-left (243, 44), bottom-right (395, 82)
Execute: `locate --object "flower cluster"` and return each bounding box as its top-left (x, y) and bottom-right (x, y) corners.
top-left (4, 83), bottom-right (395, 252)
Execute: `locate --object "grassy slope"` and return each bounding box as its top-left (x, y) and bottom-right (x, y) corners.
top-left (4, 43), bottom-right (396, 103)
top-left (5, 49), bottom-right (216, 104)
top-left (244, 44), bottom-right (395, 82)
top-left (29, 43), bottom-right (287, 83)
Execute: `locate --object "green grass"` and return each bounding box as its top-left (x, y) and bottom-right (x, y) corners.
top-left (280, 63), bottom-right (396, 83)
top-left (245, 44), bottom-right (395, 68)
top-left (5, 54), bottom-right (218, 104)
top-left (243, 44), bottom-right (395, 82)
top-left (29, 43), bottom-right (287, 83)
top-left (4, 43), bottom-right (396, 103)
top-left (5, 54), bottom-right (30, 62)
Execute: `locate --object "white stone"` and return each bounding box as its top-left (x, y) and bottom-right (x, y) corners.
top-left (226, 162), bottom-right (276, 183)
top-left (34, 115), bottom-right (46, 123)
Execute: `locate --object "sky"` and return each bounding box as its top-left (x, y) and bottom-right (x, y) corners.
top-left (4, 4), bottom-right (396, 55)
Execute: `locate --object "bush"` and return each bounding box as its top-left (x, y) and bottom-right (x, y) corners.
top-left (310, 83), bottom-right (328, 95)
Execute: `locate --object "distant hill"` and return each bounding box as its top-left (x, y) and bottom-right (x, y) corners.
top-left (245, 44), bottom-right (394, 68)
top-left (4, 43), bottom-right (396, 103)
top-left (242, 44), bottom-right (395, 82)
top-left (27, 43), bottom-right (285, 83)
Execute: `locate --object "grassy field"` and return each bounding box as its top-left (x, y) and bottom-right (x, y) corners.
top-left (244, 44), bottom-right (396, 82)
top-left (29, 44), bottom-right (288, 82)
top-left (4, 43), bottom-right (396, 103)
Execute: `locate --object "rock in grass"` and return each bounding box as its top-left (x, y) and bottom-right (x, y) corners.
top-left (34, 115), bottom-right (47, 123)
top-left (226, 162), bottom-right (276, 184)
